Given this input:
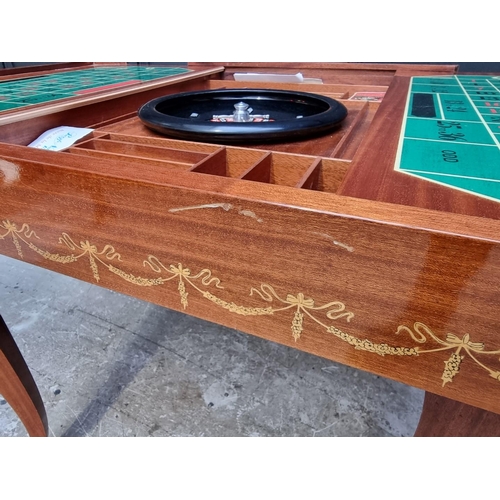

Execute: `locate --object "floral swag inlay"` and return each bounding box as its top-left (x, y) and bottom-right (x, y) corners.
top-left (2, 219), bottom-right (500, 388)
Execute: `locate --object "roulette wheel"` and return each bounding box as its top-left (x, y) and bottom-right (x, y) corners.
top-left (138, 89), bottom-right (348, 143)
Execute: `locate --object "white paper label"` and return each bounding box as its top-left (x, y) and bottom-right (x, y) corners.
top-left (28, 126), bottom-right (93, 151)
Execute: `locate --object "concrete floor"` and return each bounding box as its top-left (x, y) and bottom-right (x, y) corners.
top-left (0, 254), bottom-right (424, 437)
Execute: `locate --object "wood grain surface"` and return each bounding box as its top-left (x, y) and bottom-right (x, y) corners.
top-left (1, 144), bottom-right (500, 415)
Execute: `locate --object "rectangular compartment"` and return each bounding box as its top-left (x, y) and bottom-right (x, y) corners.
top-left (72, 136), bottom-right (209, 164)
top-left (67, 132), bottom-right (222, 172)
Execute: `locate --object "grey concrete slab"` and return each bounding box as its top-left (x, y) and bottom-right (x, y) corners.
top-left (0, 254), bottom-right (424, 437)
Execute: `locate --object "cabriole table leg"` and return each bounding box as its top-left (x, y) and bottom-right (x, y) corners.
top-left (0, 315), bottom-right (48, 437)
top-left (414, 392), bottom-right (500, 437)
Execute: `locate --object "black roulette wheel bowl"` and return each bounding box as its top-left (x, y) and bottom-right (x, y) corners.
top-left (138, 89), bottom-right (348, 144)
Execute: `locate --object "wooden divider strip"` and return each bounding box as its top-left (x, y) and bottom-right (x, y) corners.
top-left (330, 101), bottom-right (371, 159)
top-left (73, 138), bottom-right (208, 164)
top-left (66, 147), bottom-right (196, 171)
top-left (105, 132), bottom-right (221, 153)
top-left (239, 152), bottom-right (273, 183)
top-left (190, 147), bottom-right (227, 176)
top-left (295, 158), bottom-right (322, 189)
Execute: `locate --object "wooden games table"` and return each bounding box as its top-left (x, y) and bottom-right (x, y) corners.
top-left (1, 62), bottom-right (500, 436)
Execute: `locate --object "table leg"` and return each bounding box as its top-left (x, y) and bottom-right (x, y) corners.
top-left (414, 391), bottom-right (500, 437)
top-left (0, 315), bottom-right (48, 437)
